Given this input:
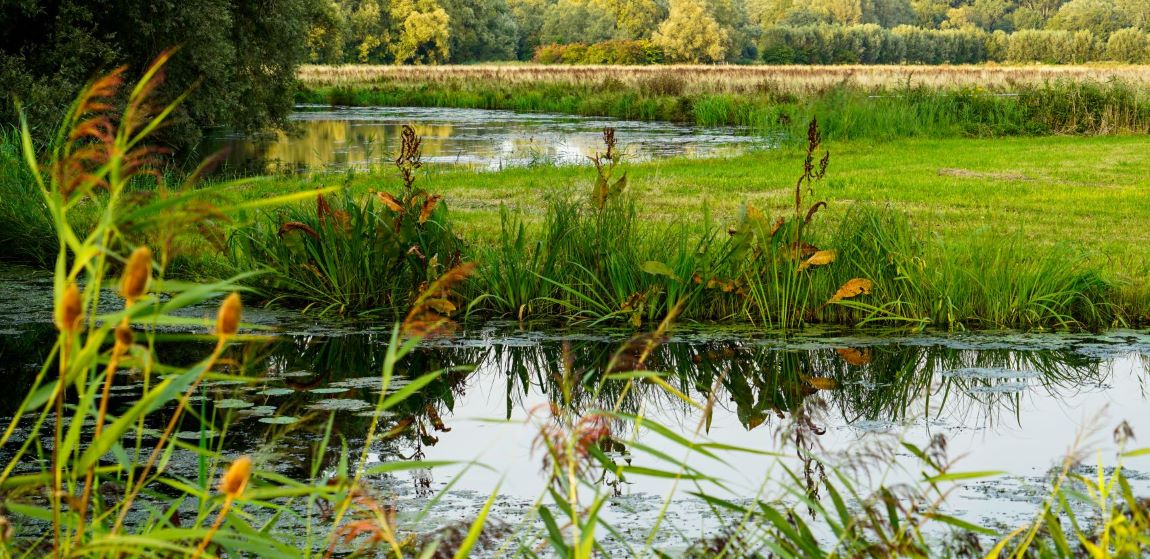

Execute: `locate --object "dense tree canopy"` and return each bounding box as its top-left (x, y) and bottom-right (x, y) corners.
top-left (304, 0), bottom-right (1148, 64)
top-left (1, 0), bottom-right (323, 144)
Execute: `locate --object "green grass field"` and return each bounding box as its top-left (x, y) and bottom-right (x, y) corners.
top-left (262, 135), bottom-right (1150, 280)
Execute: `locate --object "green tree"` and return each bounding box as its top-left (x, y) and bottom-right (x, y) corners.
top-left (389, 0), bottom-right (451, 62)
top-left (1, 0), bottom-right (323, 145)
top-left (348, 0), bottom-right (392, 61)
top-left (440, 0), bottom-right (519, 62)
top-left (944, 0), bottom-right (1013, 31)
top-left (1116, 0), bottom-right (1149, 29)
top-left (748, 0), bottom-right (793, 25)
top-left (593, 0), bottom-right (669, 38)
top-left (508, 0), bottom-right (552, 57)
top-left (308, 1), bottom-right (348, 62)
top-left (652, 0), bottom-right (730, 61)
top-left (1046, 0), bottom-right (1131, 38)
top-left (540, 0), bottom-right (617, 44)
top-left (910, 0), bottom-right (954, 27)
top-left (1106, 26), bottom-right (1148, 60)
top-left (812, 0), bottom-right (864, 24)
top-left (863, 0), bottom-right (916, 27)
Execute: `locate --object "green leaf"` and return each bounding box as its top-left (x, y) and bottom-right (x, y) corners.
top-left (924, 470), bottom-right (1004, 483)
top-left (924, 513), bottom-right (997, 535)
top-left (452, 485), bottom-right (500, 559)
top-left (641, 260), bottom-right (677, 279)
top-left (538, 506), bottom-right (571, 556)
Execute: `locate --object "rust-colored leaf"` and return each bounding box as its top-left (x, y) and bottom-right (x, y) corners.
top-left (592, 174), bottom-right (609, 210)
top-left (788, 242), bottom-right (820, 260)
top-left (804, 201), bottom-right (827, 225)
top-left (829, 278), bottom-right (874, 303)
top-left (768, 216), bottom-right (786, 238)
top-left (424, 298), bottom-right (457, 315)
top-left (797, 249), bottom-right (836, 272)
top-left (277, 221), bottom-right (320, 240)
top-left (402, 262), bottom-right (476, 338)
top-left (804, 376), bottom-right (839, 390)
top-left (316, 193), bottom-right (333, 223)
top-left (836, 347), bottom-right (873, 366)
top-left (377, 191), bottom-right (404, 213)
top-left (419, 195), bottom-right (443, 224)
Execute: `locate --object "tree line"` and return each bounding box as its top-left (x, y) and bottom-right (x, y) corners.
top-left (306, 0), bottom-right (1150, 64)
top-left (3, 0), bottom-right (1147, 145)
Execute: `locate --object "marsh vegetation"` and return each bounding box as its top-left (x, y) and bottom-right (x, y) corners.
top-left (4, 0), bottom-right (1150, 552)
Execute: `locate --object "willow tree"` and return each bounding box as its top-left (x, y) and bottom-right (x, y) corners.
top-left (652, 0), bottom-right (730, 62)
top-left (389, 0), bottom-right (451, 63)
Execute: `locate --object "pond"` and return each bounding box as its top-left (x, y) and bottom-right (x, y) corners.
top-left (205, 106), bottom-right (764, 174)
top-left (1, 267), bottom-right (1148, 554)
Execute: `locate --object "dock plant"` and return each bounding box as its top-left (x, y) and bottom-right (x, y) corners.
top-left (229, 124), bottom-right (464, 316)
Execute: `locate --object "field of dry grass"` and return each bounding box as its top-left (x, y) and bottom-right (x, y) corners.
top-left (299, 63), bottom-right (1150, 93)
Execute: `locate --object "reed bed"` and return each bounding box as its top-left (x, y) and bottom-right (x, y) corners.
top-left (299, 63), bottom-right (1150, 93)
top-left (297, 65), bottom-right (1150, 139)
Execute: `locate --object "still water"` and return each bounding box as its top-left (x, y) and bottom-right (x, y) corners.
top-left (206, 106), bottom-right (763, 174)
top-left (1, 267), bottom-right (1148, 553)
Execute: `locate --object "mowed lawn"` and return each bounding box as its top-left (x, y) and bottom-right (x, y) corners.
top-left (256, 134), bottom-right (1150, 281)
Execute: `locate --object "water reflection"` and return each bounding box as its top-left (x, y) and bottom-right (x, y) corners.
top-left (0, 325), bottom-right (1146, 534)
top-left (205, 106), bottom-right (762, 174)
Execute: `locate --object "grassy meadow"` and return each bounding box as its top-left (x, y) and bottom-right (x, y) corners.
top-left (200, 134), bottom-right (1150, 321)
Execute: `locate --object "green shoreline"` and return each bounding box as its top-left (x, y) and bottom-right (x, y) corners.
top-left (209, 133), bottom-right (1150, 328)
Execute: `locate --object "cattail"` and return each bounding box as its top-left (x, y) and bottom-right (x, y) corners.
top-left (56, 283), bottom-right (83, 333)
top-left (114, 320), bottom-right (134, 349)
top-left (119, 246), bottom-right (152, 303)
top-left (216, 292), bottom-right (242, 339)
top-left (219, 456), bottom-right (252, 497)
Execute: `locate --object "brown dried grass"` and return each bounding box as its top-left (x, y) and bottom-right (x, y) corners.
top-left (299, 63), bottom-right (1150, 94)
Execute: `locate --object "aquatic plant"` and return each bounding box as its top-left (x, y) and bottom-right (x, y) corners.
top-left (229, 125), bottom-right (465, 316)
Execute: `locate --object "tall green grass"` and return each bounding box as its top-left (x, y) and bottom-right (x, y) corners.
top-left (300, 79), bottom-right (1150, 141)
top-left (232, 122), bottom-right (1122, 329)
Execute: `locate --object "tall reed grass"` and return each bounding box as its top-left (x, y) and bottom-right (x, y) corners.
top-left (297, 66), bottom-right (1150, 140)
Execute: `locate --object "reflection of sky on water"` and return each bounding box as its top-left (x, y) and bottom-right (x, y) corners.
top-left (208, 106), bottom-right (766, 173)
top-left (2, 263), bottom-right (1148, 548)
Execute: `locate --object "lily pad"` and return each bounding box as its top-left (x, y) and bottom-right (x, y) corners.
top-left (215, 399), bottom-right (254, 409)
top-left (309, 387), bottom-right (350, 394)
top-left (259, 416), bottom-right (300, 425)
top-left (308, 399), bottom-right (370, 412)
top-left (258, 387), bottom-right (295, 397)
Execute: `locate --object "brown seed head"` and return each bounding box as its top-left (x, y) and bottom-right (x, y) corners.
top-left (120, 246), bottom-right (153, 302)
top-left (56, 283), bottom-right (83, 333)
top-left (115, 321), bottom-right (134, 349)
top-left (216, 292), bottom-right (242, 339)
top-left (220, 456), bottom-right (252, 497)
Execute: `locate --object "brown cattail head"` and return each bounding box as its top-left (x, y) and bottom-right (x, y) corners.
top-left (120, 246), bottom-right (153, 303)
top-left (216, 292), bottom-right (242, 339)
top-left (220, 456), bottom-right (252, 497)
top-left (115, 320), bottom-right (134, 349)
top-left (56, 283), bottom-right (83, 333)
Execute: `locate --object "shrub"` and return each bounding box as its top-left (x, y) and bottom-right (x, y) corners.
top-left (1107, 27), bottom-right (1150, 62)
top-left (533, 40), bottom-right (665, 65)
